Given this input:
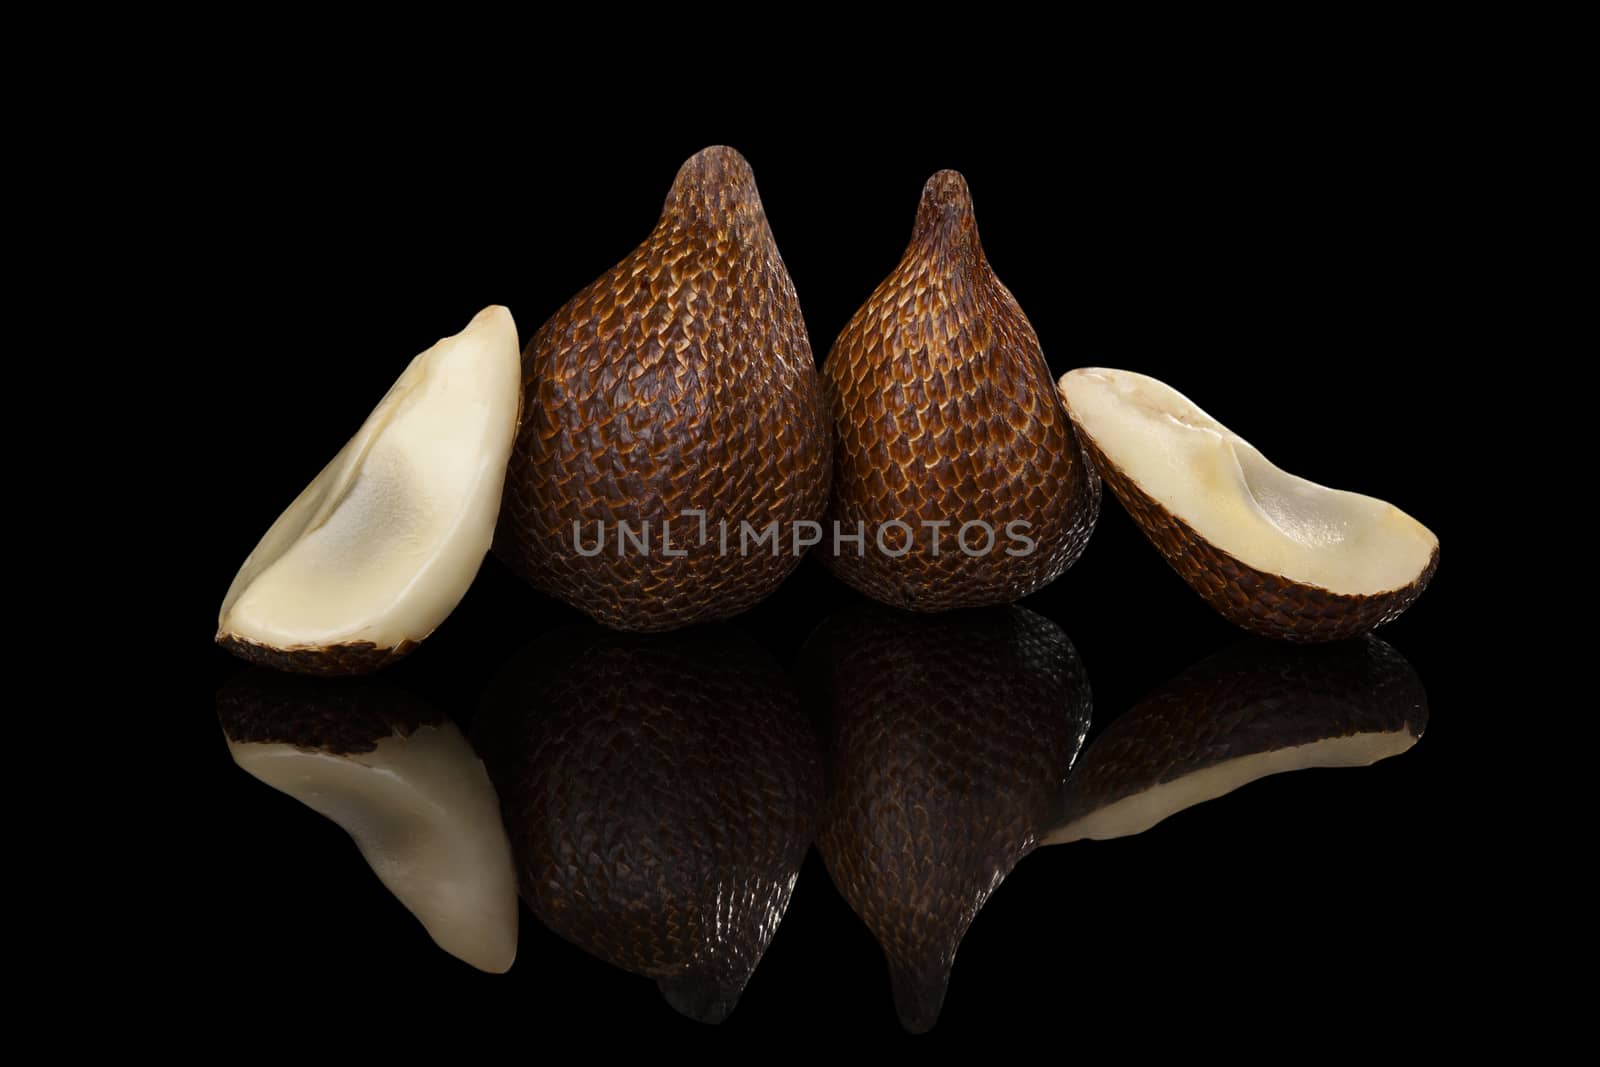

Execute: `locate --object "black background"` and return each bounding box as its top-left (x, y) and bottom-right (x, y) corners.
top-left (182, 97), bottom-right (1469, 1046)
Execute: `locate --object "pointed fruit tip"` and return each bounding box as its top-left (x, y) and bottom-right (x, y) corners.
top-left (888, 958), bottom-right (951, 1034)
top-left (470, 943), bottom-right (516, 975)
top-left (657, 974), bottom-right (745, 1025)
top-left (466, 304), bottom-right (514, 332)
top-left (920, 169), bottom-right (973, 214)
top-left (669, 145), bottom-right (761, 214)
top-left (911, 170), bottom-right (980, 252)
top-left (470, 304), bottom-right (510, 322)
top-left (683, 143), bottom-right (754, 175)
top-left (456, 306), bottom-right (519, 353)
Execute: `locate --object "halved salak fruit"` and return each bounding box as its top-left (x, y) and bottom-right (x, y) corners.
top-left (218, 670), bottom-right (520, 973)
top-left (217, 307), bottom-right (521, 674)
top-left (1058, 368), bottom-right (1438, 642)
top-left (1043, 637), bottom-right (1426, 845)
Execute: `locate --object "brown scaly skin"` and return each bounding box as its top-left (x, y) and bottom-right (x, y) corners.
top-left (820, 171), bottom-right (1099, 612)
top-left (216, 668), bottom-right (441, 755)
top-left (473, 627), bottom-right (822, 1025)
top-left (1065, 411), bottom-right (1439, 642)
top-left (802, 605), bottom-right (1091, 1033)
top-left (496, 147), bottom-right (832, 632)
top-left (1050, 637), bottom-right (1427, 834)
top-left (215, 634), bottom-right (418, 676)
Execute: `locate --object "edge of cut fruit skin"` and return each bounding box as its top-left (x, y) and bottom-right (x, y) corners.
top-left (1056, 368), bottom-right (1438, 641)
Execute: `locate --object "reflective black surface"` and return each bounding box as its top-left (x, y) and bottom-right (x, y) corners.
top-left (186, 115), bottom-right (1464, 1042)
top-left (805, 606), bottom-right (1091, 1032)
top-left (475, 627), bottom-right (820, 1023)
top-left (217, 669), bottom-right (520, 973)
top-left (1045, 637), bottom-right (1426, 845)
top-left (207, 581), bottom-right (1436, 1034)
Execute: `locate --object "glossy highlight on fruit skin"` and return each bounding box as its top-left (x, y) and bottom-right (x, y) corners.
top-left (1059, 368), bottom-right (1438, 642)
top-left (473, 627), bottom-right (822, 1024)
top-left (216, 306), bottom-right (523, 674)
top-left (217, 670), bottom-right (520, 974)
top-left (803, 605), bottom-right (1092, 1033)
top-left (1045, 636), bottom-right (1427, 845)
top-left (820, 170), bottom-right (1099, 612)
top-left (497, 146), bottom-right (832, 632)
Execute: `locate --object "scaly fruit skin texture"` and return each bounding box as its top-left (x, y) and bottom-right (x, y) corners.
top-left (804, 605), bottom-right (1091, 1033)
top-left (820, 171), bottom-right (1099, 611)
top-left (214, 637), bottom-right (414, 677)
top-left (497, 147), bottom-right (831, 632)
top-left (216, 669), bottom-right (441, 753)
top-left (474, 627), bottom-right (822, 1024)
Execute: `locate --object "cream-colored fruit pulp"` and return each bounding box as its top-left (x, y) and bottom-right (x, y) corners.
top-left (218, 306), bottom-right (520, 651)
top-left (1059, 368), bottom-right (1437, 596)
top-left (228, 722), bottom-right (519, 973)
top-left (1044, 728), bottom-right (1418, 845)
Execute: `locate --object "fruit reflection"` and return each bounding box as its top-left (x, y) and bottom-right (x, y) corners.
top-left (1045, 636), bottom-right (1427, 844)
top-left (217, 669), bottom-right (519, 973)
top-left (474, 626), bottom-right (821, 1024)
top-left (803, 605), bottom-right (1091, 1033)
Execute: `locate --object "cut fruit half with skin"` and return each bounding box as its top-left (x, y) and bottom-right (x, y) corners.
top-left (217, 670), bottom-right (520, 973)
top-left (217, 306), bottom-right (522, 674)
top-left (1058, 368), bottom-right (1438, 642)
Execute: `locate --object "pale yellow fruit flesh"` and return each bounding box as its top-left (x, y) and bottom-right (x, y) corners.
top-left (228, 722), bottom-right (519, 973)
top-left (1059, 368), bottom-right (1437, 597)
top-left (1043, 728), bottom-right (1419, 845)
top-left (218, 306), bottom-right (521, 653)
